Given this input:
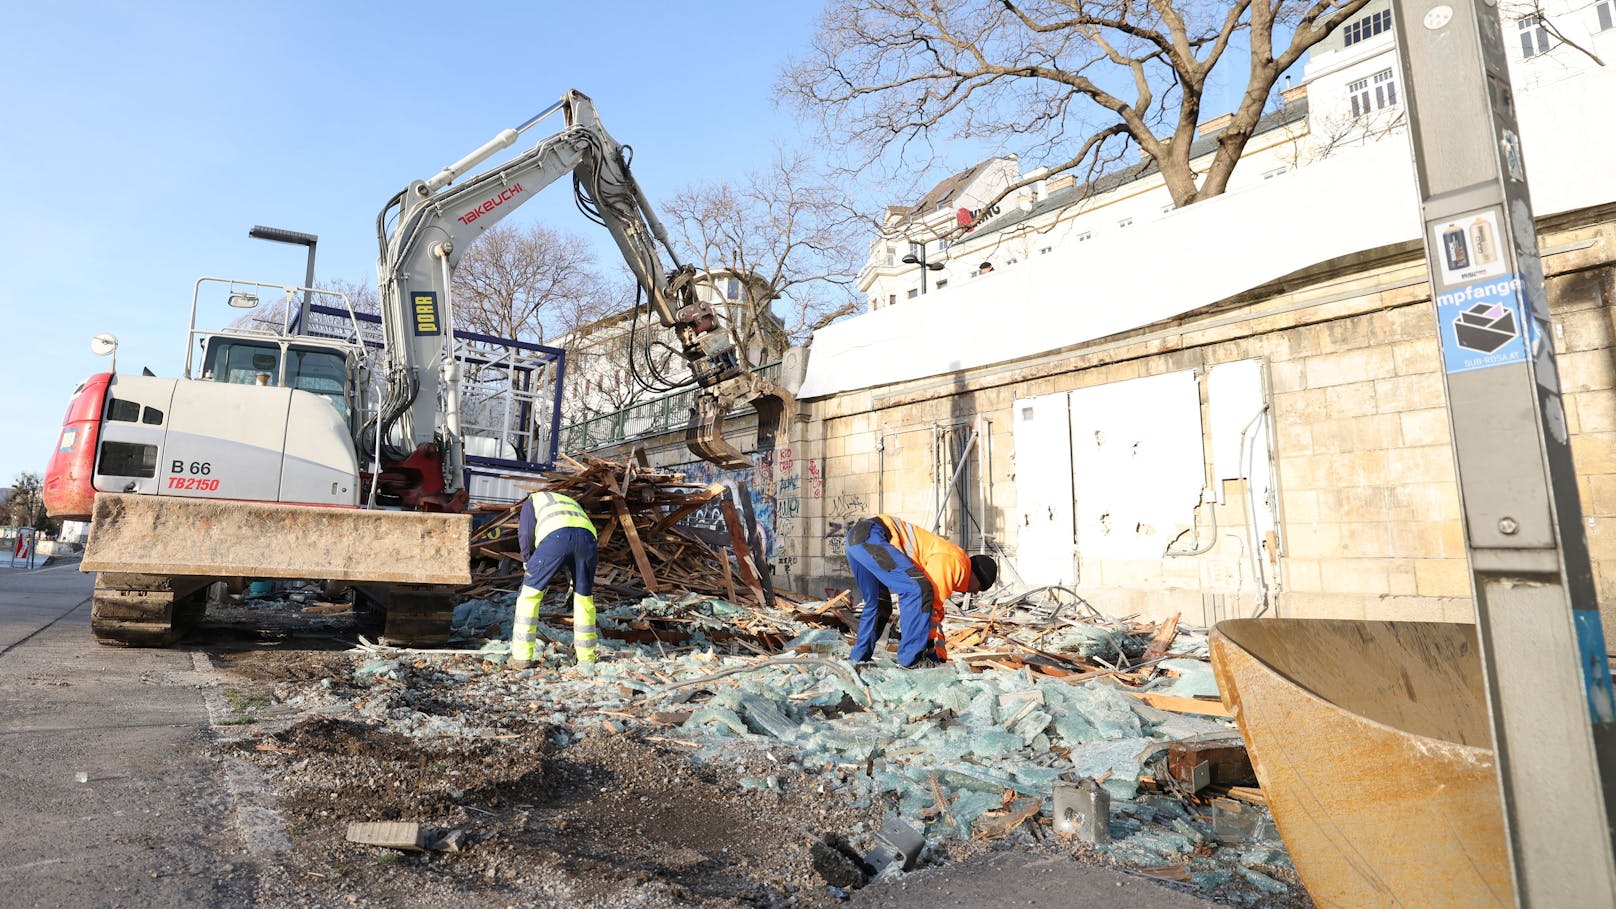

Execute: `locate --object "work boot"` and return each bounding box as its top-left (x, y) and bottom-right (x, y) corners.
top-left (507, 659), bottom-right (533, 671)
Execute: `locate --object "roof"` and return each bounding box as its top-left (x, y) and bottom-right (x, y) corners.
top-left (907, 159), bottom-right (999, 217)
top-left (980, 98), bottom-right (1311, 237)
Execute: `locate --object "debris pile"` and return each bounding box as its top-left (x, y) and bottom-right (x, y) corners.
top-left (242, 589), bottom-right (1302, 905)
top-left (465, 453), bottom-right (771, 606)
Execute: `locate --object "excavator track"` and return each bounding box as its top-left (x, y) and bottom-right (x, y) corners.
top-left (90, 573), bottom-right (211, 646)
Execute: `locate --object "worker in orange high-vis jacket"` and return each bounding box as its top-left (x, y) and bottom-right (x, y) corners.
top-left (509, 491), bottom-right (599, 670)
top-left (845, 515), bottom-right (997, 667)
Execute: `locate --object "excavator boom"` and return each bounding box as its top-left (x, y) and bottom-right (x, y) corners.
top-left (376, 89), bottom-right (792, 482)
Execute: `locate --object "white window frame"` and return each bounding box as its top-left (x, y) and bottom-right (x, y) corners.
top-left (1343, 9), bottom-right (1391, 47)
top-left (1519, 15), bottom-right (1552, 58)
top-left (1349, 68), bottom-right (1398, 118)
top-left (1372, 68), bottom-right (1398, 110)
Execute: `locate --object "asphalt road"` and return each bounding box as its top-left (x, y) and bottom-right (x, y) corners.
top-left (0, 559), bottom-right (259, 907)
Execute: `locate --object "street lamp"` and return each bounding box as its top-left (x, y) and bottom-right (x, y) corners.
top-left (901, 247), bottom-right (946, 295)
top-left (248, 225), bottom-right (318, 334)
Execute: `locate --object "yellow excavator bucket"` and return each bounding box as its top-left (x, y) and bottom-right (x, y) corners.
top-left (82, 493), bottom-right (470, 585)
top-left (1210, 618), bottom-right (1510, 908)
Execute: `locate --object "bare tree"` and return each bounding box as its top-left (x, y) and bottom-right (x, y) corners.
top-left (451, 222), bottom-right (607, 344)
top-left (662, 149), bottom-right (863, 356)
top-left (226, 277), bottom-right (379, 334)
top-left (781, 0), bottom-right (1373, 213)
top-left (1502, 1), bottom-right (1605, 66)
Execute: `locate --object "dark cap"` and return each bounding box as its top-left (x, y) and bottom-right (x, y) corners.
top-left (970, 554), bottom-right (998, 590)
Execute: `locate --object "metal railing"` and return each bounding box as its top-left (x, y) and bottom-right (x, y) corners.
top-left (558, 362), bottom-right (781, 452)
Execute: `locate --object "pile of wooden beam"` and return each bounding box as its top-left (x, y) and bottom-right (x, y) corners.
top-left (463, 452), bottom-right (771, 607)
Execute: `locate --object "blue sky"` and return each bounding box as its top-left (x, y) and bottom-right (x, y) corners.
top-left (0, 1), bottom-right (828, 488)
top-left (0, 1), bottom-right (1272, 492)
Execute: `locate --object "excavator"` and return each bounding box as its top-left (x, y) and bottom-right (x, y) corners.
top-left (42, 89), bottom-right (793, 646)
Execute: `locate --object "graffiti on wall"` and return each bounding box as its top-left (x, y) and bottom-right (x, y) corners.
top-left (822, 493), bottom-right (869, 557)
top-left (668, 446), bottom-right (819, 571)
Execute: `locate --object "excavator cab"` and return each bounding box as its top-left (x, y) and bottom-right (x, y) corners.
top-left (198, 335), bottom-right (361, 427)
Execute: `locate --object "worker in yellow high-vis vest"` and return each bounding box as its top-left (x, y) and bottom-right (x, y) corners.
top-left (510, 491), bottom-right (599, 670)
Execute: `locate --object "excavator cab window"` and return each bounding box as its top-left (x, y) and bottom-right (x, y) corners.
top-left (202, 339), bottom-right (282, 386)
top-left (200, 338), bottom-right (352, 424)
top-left (285, 347), bottom-right (351, 424)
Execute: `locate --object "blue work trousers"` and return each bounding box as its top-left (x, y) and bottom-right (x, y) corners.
top-left (525, 527), bottom-right (598, 596)
top-left (845, 518), bottom-right (942, 667)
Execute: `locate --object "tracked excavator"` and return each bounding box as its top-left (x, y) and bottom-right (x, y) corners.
top-left (42, 89), bottom-right (794, 646)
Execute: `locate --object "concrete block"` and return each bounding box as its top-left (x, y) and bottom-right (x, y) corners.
top-left (1319, 558), bottom-right (1390, 595)
top-left (1304, 347), bottom-right (1397, 389)
top-left (1280, 591), bottom-right (1367, 620)
top-left (1279, 520), bottom-right (1344, 556)
top-left (1378, 303), bottom-right (1438, 342)
top-left (1559, 349), bottom-right (1616, 393)
top-left (1387, 561), bottom-right (1419, 595)
top-left (1440, 598), bottom-right (1480, 623)
top-left (1586, 516), bottom-right (1616, 556)
top-left (1570, 432), bottom-right (1616, 475)
top-left (1324, 381), bottom-right (1381, 418)
top-left (1587, 475), bottom-right (1616, 517)
top-left (1390, 521), bottom-right (1466, 559)
top-left (1333, 450), bottom-right (1390, 487)
top-left (1401, 482), bottom-right (1463, 522)
top-left (1552, 307), bottom-right (1614, 353)
top-left (1391, 338), bottom-right (1441, 376)
top-left (346, 821), bottom-right (426, 851)
top-left (1399, 408), bottom-right (1451, 447)
top-left (1268, 360), bottom-right (1307, 394)
top-left (1281, 489), bottom-right (1321, 524)
top-left (1414, 558), bottom-right (1472, 598)
top-left (1283, 558), bottom-right (1324, 593)
top-left (1273, 388), bottom-right (1332, 423)
top-left (1384, 446), bottom-right (1457, 486)
top-left (1373, 374), bottom-right (1446, 414)
top-left (1274, 418), bottom-right (1313, 455)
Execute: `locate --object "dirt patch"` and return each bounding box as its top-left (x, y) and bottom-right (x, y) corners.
top-left (232, 711), bottom-right (871, 907)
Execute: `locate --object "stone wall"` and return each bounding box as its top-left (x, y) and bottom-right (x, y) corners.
top-left (786, 202), bottom-right (1616, 635)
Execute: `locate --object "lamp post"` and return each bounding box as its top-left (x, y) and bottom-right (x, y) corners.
top-left (248, 225), bottom-right (318, 334)
top-left (901, 246), bottom-right (945, 295)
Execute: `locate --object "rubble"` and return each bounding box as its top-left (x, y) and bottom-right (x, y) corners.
top-left (223, 581), bottom-right (1304, 906)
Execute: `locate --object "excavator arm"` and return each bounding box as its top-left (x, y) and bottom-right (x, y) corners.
top-left (376, 89), bottom-right (792, 489)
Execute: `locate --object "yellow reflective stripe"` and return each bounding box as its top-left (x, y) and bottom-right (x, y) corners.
top-left (530, 492), bottom-right (596, 539)
top-left (512, 585), bottom-right (545, 661)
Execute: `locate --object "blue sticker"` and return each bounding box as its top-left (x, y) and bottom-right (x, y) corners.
top-left (1436, 273), bottom-right (1540, 374)
top-left (1575, 608), bottom-right (1616, 726)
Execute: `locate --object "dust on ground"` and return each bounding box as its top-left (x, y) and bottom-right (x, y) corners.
top-left (193, 602), bottom-right (1311, 909)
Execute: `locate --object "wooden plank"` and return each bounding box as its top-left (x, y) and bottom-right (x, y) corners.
top-left (971, 799), bottom-right (1043, 840)
top-left (1144, 611), bottom-right (1181, 661)
top-left (651, 485), bottom-right (725, 531)
top-left (1125, 691), bottom-right (1232, 718)
top-left (612, 496), bottom-right (659, 593)
top-left (718, 495), bottom-right (767, 607)
top-left (720, 546), bottom-right (737, 603)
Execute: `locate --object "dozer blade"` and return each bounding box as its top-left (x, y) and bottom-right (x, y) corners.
top-left (82, 493), bottom-right (470, 585)
top-left (686, 376), bottom-right (796, 471)
top-left (1210, 619), bottom-right (1508, 908)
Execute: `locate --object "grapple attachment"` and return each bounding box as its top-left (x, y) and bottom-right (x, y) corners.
top-left (686, 374), bottom-right (796, 471)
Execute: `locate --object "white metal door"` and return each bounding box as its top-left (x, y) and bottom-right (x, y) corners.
top-left (1013, 393), bottom-right (1076, 585)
